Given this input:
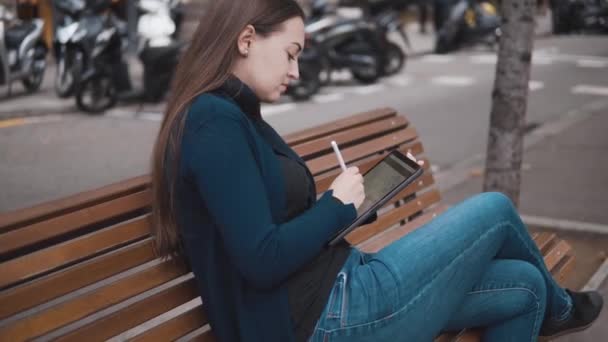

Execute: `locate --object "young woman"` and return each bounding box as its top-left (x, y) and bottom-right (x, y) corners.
top-left (150, 1), bottom-right (603, 341)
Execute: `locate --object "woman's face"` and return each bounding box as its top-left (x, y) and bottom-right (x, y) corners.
top-left (232, 17), bottom-right (305, 103)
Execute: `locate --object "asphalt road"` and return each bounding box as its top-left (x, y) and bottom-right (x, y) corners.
top-left (1, 35), bottom-right (607, 212)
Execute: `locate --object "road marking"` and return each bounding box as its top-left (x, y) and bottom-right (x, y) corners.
top-left (138, 112), bottom-right (164, 122)
top-left (0, 115), bottom-right (64, 128)
top-left (261, 103), bottom-right (297, 117)
top-left (421, 55), bottom-right (454, 63)
top-left (352, 84), bottom-right (386, 95)
top-left (431, 76), bottom-right (475, 87)
top-left (0, 118), bottom-right (26, 128)
top-left (528, 80), bottom-right (544, 92)
top-left (106, 109), bottom-right (136, 119)
top-left (470, 54), bottom-right (497, 64)
top-left (576, 59), bottom-right (608, 68)
top-left (312, 93), bottom-right (345, 104)
top-left (386, 75), bottom-right (412, 87)
top-left (572, 85), bottom-right (608, 96)
top-left (532, 55), bottom-right (553, 65)
top-left (535, 52), bottom-right (608, 65)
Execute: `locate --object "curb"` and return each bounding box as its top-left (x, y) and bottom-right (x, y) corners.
top-left (583, 258), bottom-right (608, 291)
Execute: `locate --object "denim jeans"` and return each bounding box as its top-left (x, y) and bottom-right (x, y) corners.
top-left (309, 192), bottom-right (573, 342)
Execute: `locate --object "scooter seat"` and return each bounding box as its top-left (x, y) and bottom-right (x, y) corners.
top-left (4, 22), bottom-right (36, 49)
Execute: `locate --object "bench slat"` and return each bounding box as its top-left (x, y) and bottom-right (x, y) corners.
top-left (0, 215), bottom-right (150, 289)
top-left (56, 278), bottom-right (199, 342)
top-left (535, 232), bottom-right (557, 253)
top-left (0, 190), bottom-right (151, 258)
top-left (284, 107), bottom-right (397, 145)
top-left (306, 126), bottom-right (418, 175)
top-left (190, 330), bottom-right (216, 342)
top-left (347, 189), bottom-right (442, 246)
top-left (544, 240), bottom-right (572, 272)
top-left (556, 254), bottom-right (575, 284)
top-left (0, 175), bottom-right (150, 233)
top-left (0, 239), bottom-right (155, 320)
top-left (358, 205), bottom-right (449, 253)
top-left (292, 116), bottom-right (408, 159)
top-left (0, 260), bottom-right (188, 341)
top-left (131, 304), bottom-right (207, 342)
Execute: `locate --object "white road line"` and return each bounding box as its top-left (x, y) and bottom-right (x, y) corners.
top-left (572, 85), bottom-right (608, 96)
top-left (531, 55), bottom-right (553, 65)
top-left (138, 112), bottom-right (164, 122)
top-left (386, 75), bottom-right (413, 87)
top-left (261, 103), bottom-right (297, 117)
top-left (106, 109), bottom-right (135, 119)
top-left (421, 55), bottom-right (454, 63)
top-left (528, 80), bottom-right (545, 92)
top-left (312, 93), bottom-right (345, 104)
top-left (546, 53), bottom-right (608, 63)
top-left (470, 54), bottom-right (497, 65)
top-left (352, 84), bottom-right (386, 95)
top-left (431, 76), bottom-right (475, 87)
top-left (576, 59), bottom-right (608, 68)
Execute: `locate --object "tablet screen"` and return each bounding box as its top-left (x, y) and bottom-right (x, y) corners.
top-left (357, 152), bottom-right (419, 216)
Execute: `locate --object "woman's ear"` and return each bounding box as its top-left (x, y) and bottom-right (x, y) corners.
top-left (237, 25), bottom-right (256, 57)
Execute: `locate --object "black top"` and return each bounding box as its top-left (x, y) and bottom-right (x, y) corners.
top-left (211, 76), bottom-right (351, 341)
top-left (276, 153), bottom-right (352, 341)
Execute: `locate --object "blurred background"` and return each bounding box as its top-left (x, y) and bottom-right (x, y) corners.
top-left (0, 1), bottom-right (607, 338)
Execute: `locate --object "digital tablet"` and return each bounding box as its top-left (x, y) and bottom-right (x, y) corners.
top-left (327, 150), bottom-right (423, 246)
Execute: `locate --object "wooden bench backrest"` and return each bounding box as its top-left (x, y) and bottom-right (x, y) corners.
top-left (0, 108), bottom-right (573, 342)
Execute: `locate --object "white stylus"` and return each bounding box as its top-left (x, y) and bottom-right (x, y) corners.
top-left (331, 141), bottom-right (348, 172)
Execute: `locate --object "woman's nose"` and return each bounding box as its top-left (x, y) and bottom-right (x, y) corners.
top-left (288, 62), bottom-right (299, 80)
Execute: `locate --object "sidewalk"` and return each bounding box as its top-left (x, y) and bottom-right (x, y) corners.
top-left (438, 105), bottom-right (608, 341)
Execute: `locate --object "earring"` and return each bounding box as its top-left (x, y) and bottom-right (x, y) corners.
top-left (244, 49), bottom-right (249, 56)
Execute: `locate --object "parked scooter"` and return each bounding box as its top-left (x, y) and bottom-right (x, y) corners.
top-left (52, 0), bottom-right (120, 98)
top-left (75, 0), bottom-right (182, 113)
top-left (435, 0), bottom-right (501, 54)
top-left (552, 0), bottom-right (608, 34)
top-left (306, 0), bottom-right (388, 84)
top-left (0, 4), bottom-right (47, 97)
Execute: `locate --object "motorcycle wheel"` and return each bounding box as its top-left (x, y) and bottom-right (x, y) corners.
top-left (76, 74), bottom-right (117, 114)
top-left (289, 67), bottom-right (321, 101)
top-left (22, 46), bottom-right (47, 93)
top-left (55, 51), bottom-right (82, 98)
top-left (383, 42), bottom-right (405, 76)
top-left (351, 53), bottom-right (381, 84)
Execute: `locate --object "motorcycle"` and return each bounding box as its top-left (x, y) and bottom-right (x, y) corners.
top-left (435, 0), bottom-right (501, 54)
top-left (553, 0), bottom-right (608, 34)
top-left (75, 0), bottom-right (183, 113)
top-left (52, 0), bottom-right (119, 98)
top-left (0, 4), bottom-right (47, 97)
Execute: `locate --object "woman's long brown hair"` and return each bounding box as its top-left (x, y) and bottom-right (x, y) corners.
top-left (151, 0), bottom-right (305, 259)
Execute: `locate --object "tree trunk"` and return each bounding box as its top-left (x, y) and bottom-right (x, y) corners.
top-left (483, 0), bottom-right (536, 208)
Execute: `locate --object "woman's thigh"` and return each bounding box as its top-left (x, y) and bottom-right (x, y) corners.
top-left (311, 193), bottom-right (520, 341)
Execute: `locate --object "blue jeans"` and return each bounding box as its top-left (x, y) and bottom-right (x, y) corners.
top-left (309, 192), bottom-right (573, 342)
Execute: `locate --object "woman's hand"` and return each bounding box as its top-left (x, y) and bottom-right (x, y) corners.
top-left (329, 167), bottom-right (365, 209)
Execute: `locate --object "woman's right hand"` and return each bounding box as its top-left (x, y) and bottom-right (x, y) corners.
top-left (329, 167), bottom-right (365, 209)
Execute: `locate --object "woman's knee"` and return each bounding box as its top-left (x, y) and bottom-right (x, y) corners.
top-left (497, 260), bottom-right (547, 313)
top-left (469, 192), bottom-right (520, 223)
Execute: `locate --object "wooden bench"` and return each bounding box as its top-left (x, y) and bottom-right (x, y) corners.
top-left (0, 107), bottom-right (575, 341)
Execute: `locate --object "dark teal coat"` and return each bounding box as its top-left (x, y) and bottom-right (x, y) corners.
top-left (176, 89), bottom-right (357, 342)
